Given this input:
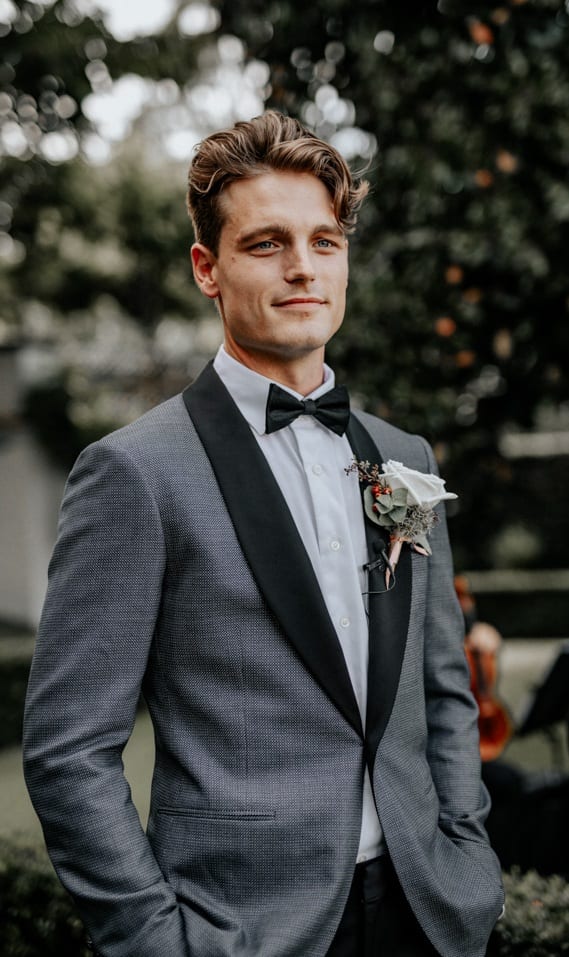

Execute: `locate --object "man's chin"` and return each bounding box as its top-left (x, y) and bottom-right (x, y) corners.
top-left (265, 340), bottom-right (330, 361)
top-left (274, 319), bottom-right (342, 354)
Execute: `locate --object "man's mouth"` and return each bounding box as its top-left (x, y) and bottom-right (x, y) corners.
top-left (274, 297), bottom-right (326, 307)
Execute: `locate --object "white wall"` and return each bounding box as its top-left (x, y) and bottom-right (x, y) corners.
top-left (0, 430), bottom-right (65, 628)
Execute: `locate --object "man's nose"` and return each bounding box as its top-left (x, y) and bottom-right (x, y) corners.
top-left (284, 245), bottom-right (316, 283)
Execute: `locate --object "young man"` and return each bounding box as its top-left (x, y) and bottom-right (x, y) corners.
top-left (23, 112), bottom-right (504, 957)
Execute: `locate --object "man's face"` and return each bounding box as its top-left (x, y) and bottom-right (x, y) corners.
top-left (191, 170), bottom-right (349, 378)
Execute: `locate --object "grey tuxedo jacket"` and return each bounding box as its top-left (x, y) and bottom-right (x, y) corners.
top-left (23, 362), bottom-right (504, 957)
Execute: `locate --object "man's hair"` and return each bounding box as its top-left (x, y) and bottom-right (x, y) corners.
top-left (187, 110), bottom-right (369, 254)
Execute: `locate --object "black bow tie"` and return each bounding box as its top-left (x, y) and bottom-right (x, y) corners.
top-left (265, 383), bottom-right (350, 436)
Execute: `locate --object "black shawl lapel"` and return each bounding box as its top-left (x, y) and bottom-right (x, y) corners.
top-left (183, 362), bottom-right (363, 739)
top-left (346, 414), bottom-right (412, 768)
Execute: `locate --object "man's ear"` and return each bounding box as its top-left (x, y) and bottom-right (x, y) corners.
top-left (191, 243), bottom-right (219, 299)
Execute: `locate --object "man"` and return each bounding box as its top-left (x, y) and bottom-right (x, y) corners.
top-left (23, 111), bottom-right (504, 957)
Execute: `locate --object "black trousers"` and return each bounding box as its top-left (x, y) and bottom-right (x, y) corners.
top-left (326, 856), bottom-right (440, 957)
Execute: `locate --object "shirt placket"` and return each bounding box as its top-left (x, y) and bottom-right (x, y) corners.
top-left (291, 419), bottom-right (369, 717)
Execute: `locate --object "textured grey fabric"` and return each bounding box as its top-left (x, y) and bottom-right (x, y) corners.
top-left (23, 393), bottom-right (504, 957)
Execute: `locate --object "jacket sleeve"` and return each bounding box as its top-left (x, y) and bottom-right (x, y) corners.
top-left (22, 441), bottom-right (189, 957)
top-left (419, 438), bottom-right (500, 855)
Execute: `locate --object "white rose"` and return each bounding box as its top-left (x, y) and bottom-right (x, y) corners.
top-left (381, 459), bottom-right (457, 507)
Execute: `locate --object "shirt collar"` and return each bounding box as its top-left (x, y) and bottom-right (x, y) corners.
top-left (212, 345), bottom-right (336, 435)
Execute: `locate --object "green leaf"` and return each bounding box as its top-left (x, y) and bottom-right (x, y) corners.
top-left (373, 497), bottom-right (393, 514)
top-left (392, 488), bottom-right (408, 506)
top-left (389, 505), bottom-right (408, 523)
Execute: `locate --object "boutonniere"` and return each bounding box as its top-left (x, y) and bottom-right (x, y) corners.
top-left (346, 458), bottom-right (457, 587)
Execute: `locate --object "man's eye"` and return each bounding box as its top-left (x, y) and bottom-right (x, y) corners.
top-left (253, 240), bottom-right (276, 250)
top-left (315, 239), bottom-right (334, 248)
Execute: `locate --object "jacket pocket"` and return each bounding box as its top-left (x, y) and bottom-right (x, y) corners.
top-left (155, 806), bottom-right (275, 822)
top-left (149, 804), bottom-right (278, 911)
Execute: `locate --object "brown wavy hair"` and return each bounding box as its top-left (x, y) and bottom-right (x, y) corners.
top-left (187, 111), bottom-right (369, 254)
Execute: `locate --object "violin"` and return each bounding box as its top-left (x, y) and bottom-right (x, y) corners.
top-left (455, 575), bottom-right (513, 762)
top-left (465, 639), bottom-right (513, 762)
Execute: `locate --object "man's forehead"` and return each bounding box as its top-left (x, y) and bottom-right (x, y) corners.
top-left (218, 170), bottom-right (341, 237)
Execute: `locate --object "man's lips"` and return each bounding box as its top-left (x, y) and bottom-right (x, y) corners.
top-left (273, 297), bottom-right (326, 306)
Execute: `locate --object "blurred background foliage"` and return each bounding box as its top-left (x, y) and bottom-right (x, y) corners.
top-left (1, 0), bottom-right (569, 568)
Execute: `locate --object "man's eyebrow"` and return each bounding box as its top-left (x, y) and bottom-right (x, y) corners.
top-left (237, 224), bottom-right (291, 246)
top-left (236, 221), bottom-right (345, 246)
top-left (312, 222), bottom-right (345, 237)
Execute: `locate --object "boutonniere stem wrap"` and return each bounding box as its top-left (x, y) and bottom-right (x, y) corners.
top-left (346, 458), bottom-right (457, 588)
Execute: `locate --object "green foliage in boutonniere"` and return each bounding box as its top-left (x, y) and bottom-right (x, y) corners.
top-left (346, 458), bottom-right (457, 576)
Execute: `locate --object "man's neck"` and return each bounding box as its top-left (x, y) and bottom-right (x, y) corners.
top-left (222, 342), bottom-right (326, 397)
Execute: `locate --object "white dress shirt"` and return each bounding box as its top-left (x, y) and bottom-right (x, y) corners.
top-left (213, 346), bottom-right (384, 862)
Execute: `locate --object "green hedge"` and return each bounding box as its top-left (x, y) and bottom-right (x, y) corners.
top-left (0, 840), bottom-right (89, 956)
top-left (0, 660), bottom-right (30, 750)
top-left (1, 839), bottom-right (569, 956)
top-left (488, 869), bottom-right (569, 956)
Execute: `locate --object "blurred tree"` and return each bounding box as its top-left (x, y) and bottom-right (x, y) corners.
top-left (220, 0), bottom-right (569, 568)
top-left (1, 0), bottom-right (216, 466)
top-left (0, 0), bottom-right (210, 167)
top-left (0, 0), bottom-right (212, 332)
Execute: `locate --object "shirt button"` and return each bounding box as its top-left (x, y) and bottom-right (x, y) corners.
top-left (340, 617), bottom-right (350, 628)
top-left (330, 539), bottom-right (341, 551)
top-left (312, 464), bottom-right (323, 475)
top-left (357, 853), bottom-right (368, 864)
